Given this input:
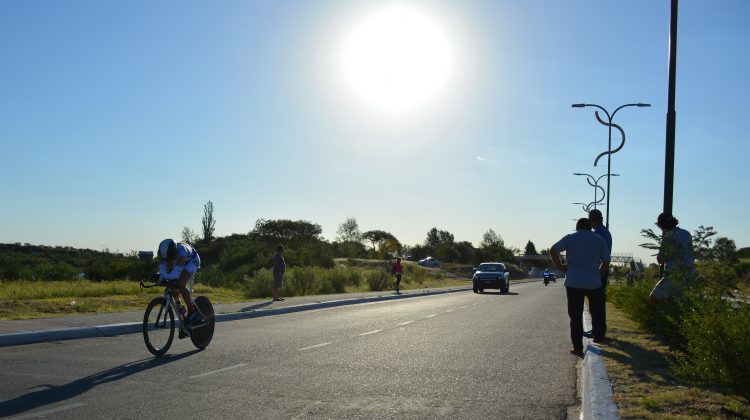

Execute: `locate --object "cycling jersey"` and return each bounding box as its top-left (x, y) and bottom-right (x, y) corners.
top-left (160, 243), bottom-right (201, 280)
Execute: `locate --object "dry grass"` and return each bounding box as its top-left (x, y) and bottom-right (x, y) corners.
top-left (0, 280), bottom-right (247, 320)
top-left (601, 303), bottom-right (750, 419)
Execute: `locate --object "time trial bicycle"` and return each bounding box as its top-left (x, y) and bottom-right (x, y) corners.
top-left (140, 275), bottom-right (215, 356)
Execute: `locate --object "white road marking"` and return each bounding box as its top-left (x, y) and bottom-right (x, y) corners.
top-left (358, 329), bottom-right (382, 336)
top-left (460, 305), bottom-right (468, 309)
top-left (398, 321), bottom-right (415, 326)
top-left (445, 309), bottom-right (454, 313)
top-left (8, 403), bottom-right (85, 419)
top-left (190, 363), bottom-right (248, 379)
top-left (425, 314), bottom-right (437, 318)
top-left (298, 342), bottom-right (332, 351)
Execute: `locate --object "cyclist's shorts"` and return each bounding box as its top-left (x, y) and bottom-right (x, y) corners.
top-left (183, 255), bottom-right (201, 275)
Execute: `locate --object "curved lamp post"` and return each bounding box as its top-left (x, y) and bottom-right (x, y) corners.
top-left (573, 172), bottom-right (619, 210)
top-left (571, 102), bottom-right (650, 228)
top-left (573, 202), bottom-right (597, 213)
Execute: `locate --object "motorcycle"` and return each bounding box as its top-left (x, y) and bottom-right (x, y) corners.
top-left (543, 272), bottom-right (556, 286)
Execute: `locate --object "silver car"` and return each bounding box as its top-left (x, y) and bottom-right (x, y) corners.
top-left (472, 262), bottom-right (510, 294)
top-left (418, 257), bottom-right (440, 267)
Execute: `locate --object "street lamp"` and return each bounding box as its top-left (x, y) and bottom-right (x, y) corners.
top-left (571, 102), bottom-right (650, 228)
top-left (573, 172), bottom-right (620, 210)
top-left (573, 202), bottom-right (597, 213)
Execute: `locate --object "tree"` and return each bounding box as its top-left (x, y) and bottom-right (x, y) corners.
top-left (425, 227), bottom-right (454, 248)
top-left (480, 229), bottom-right (504, 248)
top-left (692, 225), bottom-right (717, 262)
top-left (362, 230), bottom-right (398, 251)
top-left (202, 201), bottom-right (216, 242)
top-left (336, 217), bottom-right (362, 243)
top-left (251, 219), bottom-right (323, 243)
top-left (181, 226), bottom-right (198, 244)
top-left (524, 241), bottom-right (538, 255)
top-left (713, 237), bottom-right (737, 263)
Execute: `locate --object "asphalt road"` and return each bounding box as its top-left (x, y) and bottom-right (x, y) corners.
top-left (0, 281), bottom-right (579, 419)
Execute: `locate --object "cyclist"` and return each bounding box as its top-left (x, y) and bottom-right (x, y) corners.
top-left (157, 239), bottom-right (203, 327)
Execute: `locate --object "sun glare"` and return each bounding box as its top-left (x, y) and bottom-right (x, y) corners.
top-left (340, 5), bottom-right (456, 117)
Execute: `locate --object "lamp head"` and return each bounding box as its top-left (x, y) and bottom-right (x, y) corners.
top-left (636, 103), bottom-right (651, 107)
top-left (571, 103), bottom-right (586, 108)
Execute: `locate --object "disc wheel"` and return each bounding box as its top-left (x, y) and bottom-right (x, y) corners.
top-left (190, 296), bottom-right (215, 350)
top-left (143, 297), bottom-right (175, 356)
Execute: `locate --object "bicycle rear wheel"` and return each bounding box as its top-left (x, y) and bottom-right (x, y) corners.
top-left (143, 297), bottom-right (175, 356)
top-left (190, 296), bottom-right (215, 350)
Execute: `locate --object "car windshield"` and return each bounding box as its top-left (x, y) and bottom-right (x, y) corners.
top-left (478, 264), bottom-right (502, 272)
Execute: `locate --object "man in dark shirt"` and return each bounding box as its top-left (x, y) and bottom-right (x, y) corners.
top-left (272, 244), bottom-right (286, 302)
top-left (589, 209), bottom-right (611, 341)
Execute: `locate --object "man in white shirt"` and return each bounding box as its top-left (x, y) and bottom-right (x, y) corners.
top-left (550, 218), bottom-right (610, 357)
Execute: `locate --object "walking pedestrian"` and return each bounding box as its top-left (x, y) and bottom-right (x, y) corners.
top-left (588, 209), bottom-right (611, 340)
top-left (550, 218), bottom-right (610, 357)
top-left (272, 244), bottom-right (286, 302)
top-left (392, 257), bottom-right (404, 294)
top-left (650, 213), bottom-right (696, 303)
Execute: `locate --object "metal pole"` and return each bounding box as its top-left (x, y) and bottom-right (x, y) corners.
top-left (663, 0), bottom-right (678, 215)
top-left (606, 118), bottom-right (612, 228)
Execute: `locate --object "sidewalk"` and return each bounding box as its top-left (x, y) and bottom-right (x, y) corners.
top-left (0, 282), bottom-right (617, 419)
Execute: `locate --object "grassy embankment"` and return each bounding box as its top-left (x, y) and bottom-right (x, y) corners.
top-left (0, 259), bottom-right (468, 320)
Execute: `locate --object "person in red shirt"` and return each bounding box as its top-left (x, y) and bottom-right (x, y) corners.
top-left (392, 257), bottom-right (404, 294)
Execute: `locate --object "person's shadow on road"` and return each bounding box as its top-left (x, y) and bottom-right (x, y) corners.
top-left (0, 350), bottom-right (200, 418)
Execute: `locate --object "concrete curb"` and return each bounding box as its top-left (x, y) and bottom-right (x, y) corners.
top-left (581, 307), bottom-right (619, 420)
top-left (0, 287), bottom-right (470, 347)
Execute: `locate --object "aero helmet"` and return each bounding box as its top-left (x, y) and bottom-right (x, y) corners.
top-left (158, 239), bottom-right (177, 260)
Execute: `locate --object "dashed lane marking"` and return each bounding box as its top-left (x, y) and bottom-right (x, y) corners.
top-left (298, 342), bottom-right (332, 351)
top-left (425, 314), bottom-right (437, 318)
top-left (358, 329), bottom-right (382, 336)
top-left (398, 321), bottom-right (415, 326)
top-left (190, 363), bottom-right (249, 379)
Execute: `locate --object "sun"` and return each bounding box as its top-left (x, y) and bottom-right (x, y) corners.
top-left (339, 5), bottom-right (456, 117)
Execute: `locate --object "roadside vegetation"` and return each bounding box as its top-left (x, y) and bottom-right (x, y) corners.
top-left (603, 225), bottom-right (750, 416)
top-left (0, 259), bottom-right (467, 320)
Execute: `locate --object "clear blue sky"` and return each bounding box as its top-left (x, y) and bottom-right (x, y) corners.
top-left (2, 1), bottom-right (748, 263)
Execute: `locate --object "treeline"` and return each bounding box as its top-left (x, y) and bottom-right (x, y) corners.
top-left (0, 243), bottom-right (153, 281)
top-left (0, 217), bottom-right (523, 282)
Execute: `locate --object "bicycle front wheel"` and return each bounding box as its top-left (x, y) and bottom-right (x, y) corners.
top-left (143, 297), bottom-right (175, 356)
top-left (190, 296), bottom-right (215, 350)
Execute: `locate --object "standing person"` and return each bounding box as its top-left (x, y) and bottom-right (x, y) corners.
top-left (650, 213), bottom-right (696, 303)
top-left (550, 218), bottom-right (610, 357)
top-left (272, 244), bottom-right (286, 302)
top-left (588, 209), bottom-right (611, 339)
top-left (392, 257), bottom-right (404, 294)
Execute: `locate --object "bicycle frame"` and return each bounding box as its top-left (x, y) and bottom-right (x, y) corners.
top-left (142, 276), bottom-right (206, 332)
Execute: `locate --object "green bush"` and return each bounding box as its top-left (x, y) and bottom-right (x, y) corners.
top-left (610, 275), bottom-right (750, 402)
top-left (286, 267), bottom-right (318, 296)
top-left (675, 293), bottom-right (750, 402)
top-left (245, 269), bottom-right (273, 298)
top-left (321, 268), bottom-right (350, 293)
top-left (366, 269), bottom-right (391, 291)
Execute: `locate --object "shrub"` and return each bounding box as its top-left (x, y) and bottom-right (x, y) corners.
top-left (366, 269), bottom-right (391, 291)
top-left (245, 269), bottom-right (273, 298)
top-left (286, 267), bottom-right (318, 296)
top-left (195, 265), bottom-right (232, 288)
top-left (321, 268), bottom-right (349, 293)
top-left (675, 293), bottom-right (750, 402)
